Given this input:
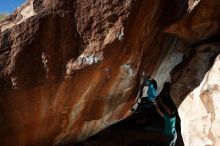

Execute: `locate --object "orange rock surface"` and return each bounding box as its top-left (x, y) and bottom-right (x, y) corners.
top-left (1, 0), bottom-right (220, 146)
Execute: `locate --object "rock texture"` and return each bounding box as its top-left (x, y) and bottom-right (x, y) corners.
top-left (171, 43), bottom-right (220, 106)
top-left (179, 55), bottom-right (220, 146)
top-left (0, 0), bottom-right (187, 146)
top-left (167, 0), bottom-right (220, 145)
top-left (167, 0), bottom-right (220, 44)
top-left (1, 0), bottom-right (220, 146)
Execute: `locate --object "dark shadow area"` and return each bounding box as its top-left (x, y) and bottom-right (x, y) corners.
top-left (170, 41), bottom-right (220, 107)
top-left (61, 107), bottom-right (184, 146)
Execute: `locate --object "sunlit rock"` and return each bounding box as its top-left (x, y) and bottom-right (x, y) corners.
top-left (179, 54), bottom-right (220, 146)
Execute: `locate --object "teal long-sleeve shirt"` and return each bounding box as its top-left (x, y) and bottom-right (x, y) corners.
top-left (146, 79), bottom-right (157, 101)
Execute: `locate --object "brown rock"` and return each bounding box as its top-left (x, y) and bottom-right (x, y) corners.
top-left (2, 0), bottom-right (220, 146)
top-left (166, 0), bottom-right (220, 44)
top-left (0, 0), bottom-right (187, 146)
top-left (171, 43), bottom-right (220, 107)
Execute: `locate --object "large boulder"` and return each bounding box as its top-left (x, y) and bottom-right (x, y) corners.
top-left (178, 54), bottom-right (220, 146)
top-left (167, 0), bottom-right (220, 145)
top-left (0, 0), bottom-right (187, 146)
top-left (1, 0), bottom-right (220, 146)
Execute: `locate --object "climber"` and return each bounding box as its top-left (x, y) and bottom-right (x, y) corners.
top-left (139, 78), bottom-right (157, 107)
top-left (131, 74), bottom-right (157, 113)
top-left (155, 82), bottom-right (177, 146)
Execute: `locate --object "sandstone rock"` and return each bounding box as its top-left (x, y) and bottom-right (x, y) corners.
top-left (2, 0), bottom-right (220, 146)
top-left (166, 0), bottom-right (220, 44)
top-left (171, 43), bottom-right (220, 106)
top-left (0, 0), bottom-right (187, 146)
top-left (165, 1), bottom-right (220, 146)
top-left (179, 54), bottom-right (220, 146)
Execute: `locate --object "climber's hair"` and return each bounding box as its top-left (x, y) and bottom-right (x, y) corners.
top-left (151, 79), bottom-right (157, 89)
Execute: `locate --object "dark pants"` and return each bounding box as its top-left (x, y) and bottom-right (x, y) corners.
top-left (135, 98), bottom-right (154, 119)
top-left (139, 98), bottom-right (154, 108)
top-left (132, 97), bottom-right (154, 114)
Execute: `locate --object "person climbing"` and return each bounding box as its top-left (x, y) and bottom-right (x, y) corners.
top-left (131, 73), bottom-right (149, 112)
top-left (138, 77), bottom-right (157, 110)
top-left (131, 74), bottom-right (157, 113)
top-left (155, 82), bottom-right (177, 146)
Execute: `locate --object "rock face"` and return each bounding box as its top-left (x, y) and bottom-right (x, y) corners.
top-left (0, 0), bottom-right (187, 146)
top-left (167, 0), bottom-right (220, 145)
top-left (171, 43), bottom-right (220, 106)
top-left (179, 55), bottom-right (220, 146)
top-left (1, 0), bottom-right (220, 146)
top-left (167, 0), bottom-right (220, 44)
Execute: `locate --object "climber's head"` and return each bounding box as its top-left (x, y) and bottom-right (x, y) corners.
top-left (151, 79), bottom-right (157, 90)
